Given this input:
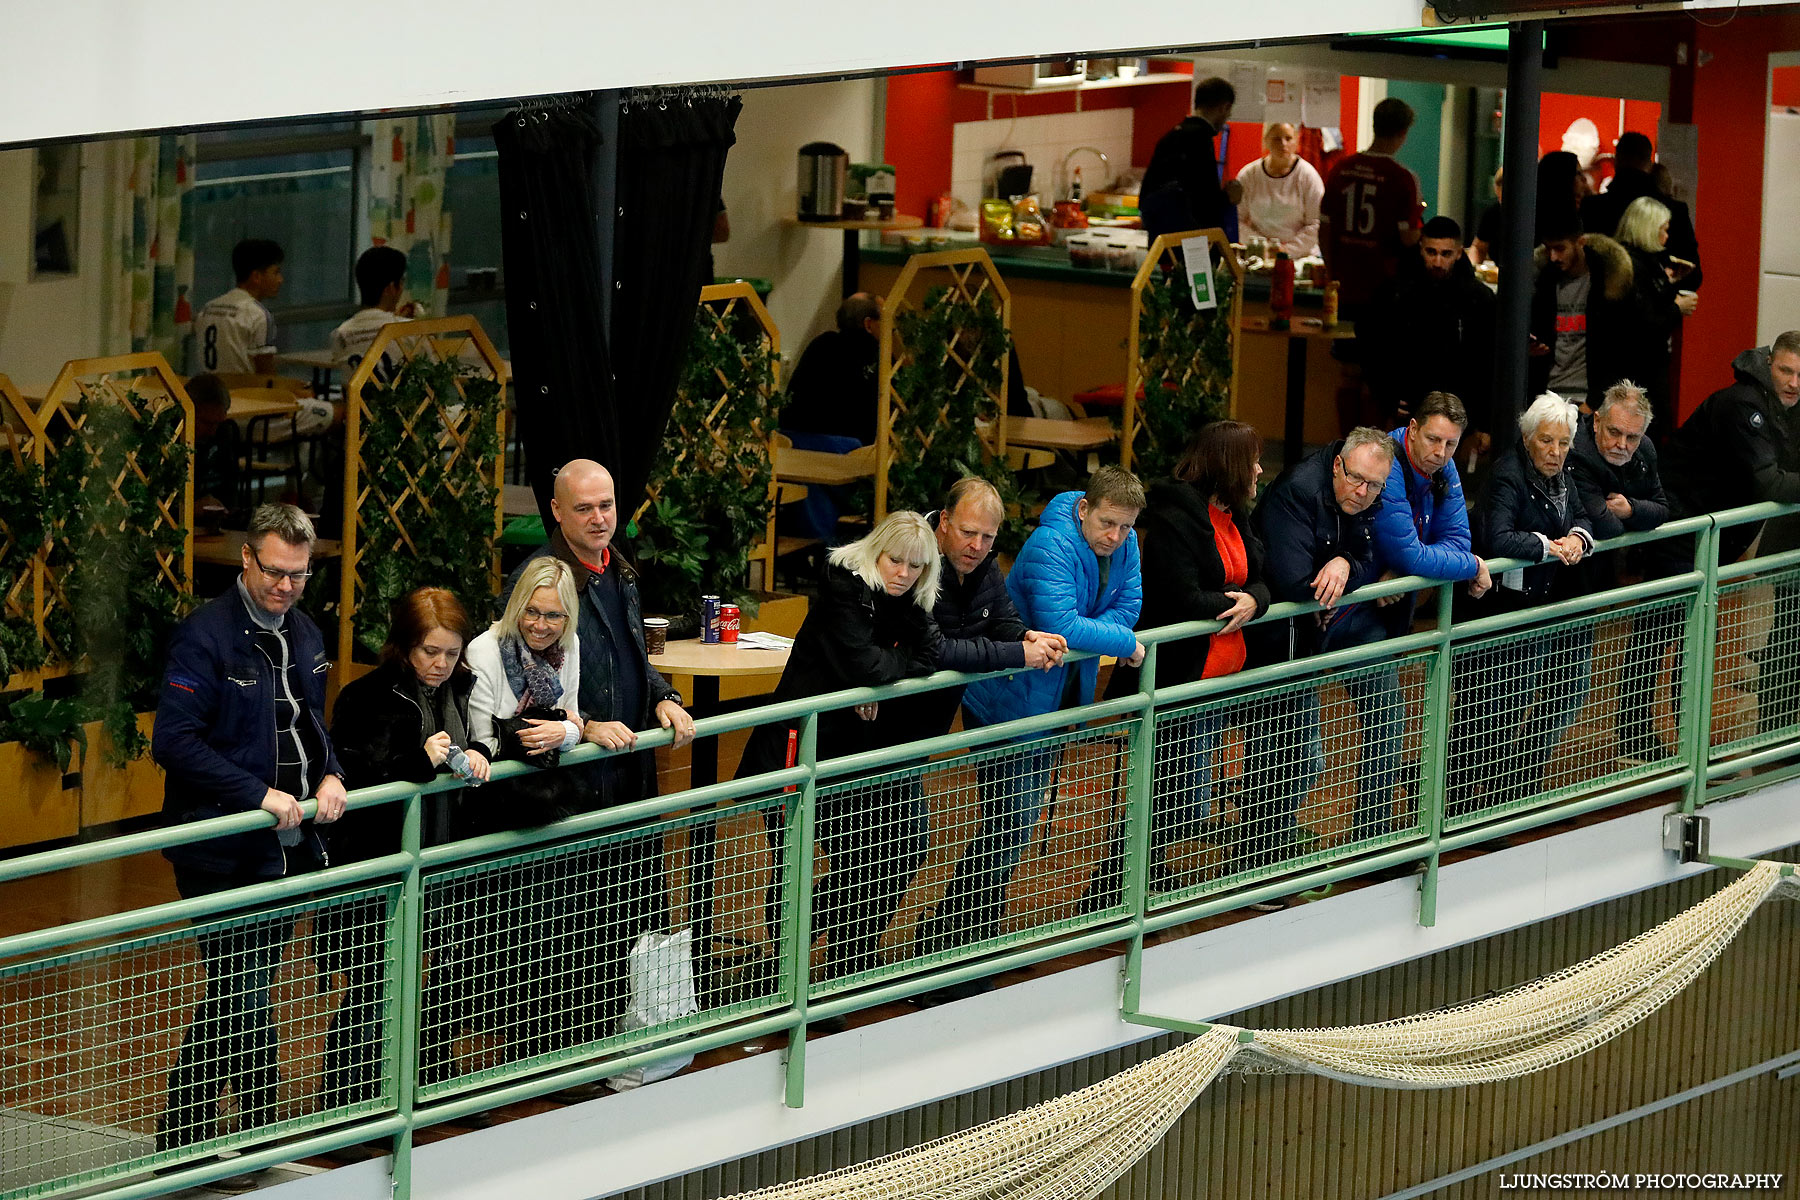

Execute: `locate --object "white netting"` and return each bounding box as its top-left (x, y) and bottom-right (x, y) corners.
top-left (721, 862), bottom-right (1793, 1200)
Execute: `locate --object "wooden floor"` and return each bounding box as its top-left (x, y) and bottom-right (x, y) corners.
top-left (0, 582), bottom-right (1782, 1192)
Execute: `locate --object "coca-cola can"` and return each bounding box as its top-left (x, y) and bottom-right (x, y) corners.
top-left (701, 595), bottom-right (721, 644)
top-left (719, 604), bottom-right (740, 644)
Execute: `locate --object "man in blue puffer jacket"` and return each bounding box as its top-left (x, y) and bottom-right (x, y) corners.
top-left (930, 469), bottom-right (1145, 971)
top-left (1370, 391), bottom-right (1493, 632)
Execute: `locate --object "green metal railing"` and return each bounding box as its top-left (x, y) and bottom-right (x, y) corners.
top-left (2, 503), bottom-right (1796, 1199)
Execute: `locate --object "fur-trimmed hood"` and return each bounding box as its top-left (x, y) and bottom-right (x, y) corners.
top-left (1532, 233), bottom-right (1635, 302)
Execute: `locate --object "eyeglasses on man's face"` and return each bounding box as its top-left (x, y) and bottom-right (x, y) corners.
top-left (249, 544), bottom-right (313, 585)
top-left (1336, 457), bottom-right (1386, 495)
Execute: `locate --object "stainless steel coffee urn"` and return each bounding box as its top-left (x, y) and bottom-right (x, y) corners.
top-left (797, 142), bottom-right (848, 221)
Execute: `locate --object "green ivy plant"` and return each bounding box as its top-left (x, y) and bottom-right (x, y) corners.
top-left (1130, 263), bottom-right (1238, 480)
top-left (0, 690), bottom-right (90, 773)
top-left (886, 284), bottom-right (1029, 553)
top-left (353, 356), bottom-right (503, 659)
top-left (0, 453), bottom-right (54, 681)
top-left (635, 303), bottom-right (778, 623)
top-left (53, 397), bottom-right (193, 763)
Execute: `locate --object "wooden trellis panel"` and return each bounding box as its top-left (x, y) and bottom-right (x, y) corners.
top-left (0, 373), bottom-right (50, 692)
top-left (32, 353), bottom-right (196, 678)
top-left (637, 282), bottom-right (782, 587)
top-left (1122, 229), bottom-right (1244, 474)
top-left (876, 248), bottom-right (1011, 522)
top-left (338, 315), bottom-right (507, 670)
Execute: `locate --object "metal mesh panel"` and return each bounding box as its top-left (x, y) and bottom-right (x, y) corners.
top-left (1710, 567), bottom-right (1800, 759)
top-left (1446, 596), bottom-right (1690, 830)
top-left (0, 886), bottom-right (394, 1198)
top-left (810, 722), bottom-right (1137, 998)
top-left (1144, 653), bottom-right (1429, 907)
top-left (418, 797), bottom-right (786, 1100)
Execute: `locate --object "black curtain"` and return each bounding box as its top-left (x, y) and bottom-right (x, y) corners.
top-left (494, 103), bottom-right (619, 522)
top-left (608, 93), bottom-right (742, 518)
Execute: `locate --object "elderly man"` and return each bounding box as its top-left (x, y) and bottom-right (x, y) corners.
top-left (1372, 391), bottom-right (1493, 630)
top-left (900, 478), bottom-right (1066, 977)
top-left (152, 503), bottom-right (346, 1179)
top-left (1243, 429), bottom-right (1399, 883)
top-left (1568, 382), bottom-right (1671, 761)
top-left (512, 458), bottom-right (694, 1082)
top-left (949, 468), bottom-right (1144, 945)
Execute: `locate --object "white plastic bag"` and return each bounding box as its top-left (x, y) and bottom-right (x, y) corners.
top-left (604, 927), bottom-right (699, 1090)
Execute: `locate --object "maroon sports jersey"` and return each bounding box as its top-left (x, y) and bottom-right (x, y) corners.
top-left (1320, 153), bottom-right (1421, 310)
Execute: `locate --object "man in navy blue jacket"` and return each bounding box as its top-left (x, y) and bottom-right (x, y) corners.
top-left (152, 503), bottom-right (347, 1166)
top-left (1243, 429), bottom-right (1399, 879)
top-left (1370, 391), bottom-right (1494, 630)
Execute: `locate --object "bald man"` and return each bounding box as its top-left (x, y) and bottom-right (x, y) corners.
top-left (507, 460), bottom-right (694, 1081)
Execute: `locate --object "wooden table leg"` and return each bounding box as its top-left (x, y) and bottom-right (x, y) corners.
top-left (842, 229), bottom-right (860, 298)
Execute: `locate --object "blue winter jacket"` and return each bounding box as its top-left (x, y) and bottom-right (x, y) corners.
top-left (962, 490), bottom-right (1142, 728)
top-left (1370, 424), bottom-right (1479, 583)
top-left (154, 588), bottom-right (342, 877)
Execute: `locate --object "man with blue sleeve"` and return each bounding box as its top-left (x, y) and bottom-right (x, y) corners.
top-left (923, 468), bottom-right (1144, 977)
top-left (1371, 391), bottom-right (1494, 628)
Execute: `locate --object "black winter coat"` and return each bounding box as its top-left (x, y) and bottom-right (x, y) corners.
top-left (1663, 347), bottom-right (1800, 563)
top-left (1621, 244), bottom-right (1686, 431)
top-left (1247, 442), bottom-right (1381, 665)
top-left (1580, 168), bottom-right (1702, 291)
top-left (1567, 414), bottom-right (1668, 542)
top-left (740, 564), bottom-right (943, 777)
top-left (1529, 235), bottom-right (1636, 402)
top-left (1473, 442), bottom-right (1595, 606)
top-left (1117, 478), bottom-right (1270, 688)
top-left (880, 513), bottom-right (1029, 740)
top-left (1362, 255), bottom-right (1499, 436)
top-left (327, 660), bottom-right (485, 863)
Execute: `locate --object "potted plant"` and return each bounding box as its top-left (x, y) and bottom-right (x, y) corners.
top-left (0, 690), bottom-right (86, 848)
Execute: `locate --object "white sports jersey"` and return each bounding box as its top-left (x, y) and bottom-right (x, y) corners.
top-left (330, 308), bottom-right (410, 383)
top-left (194, 288), bottom-right (276, 374)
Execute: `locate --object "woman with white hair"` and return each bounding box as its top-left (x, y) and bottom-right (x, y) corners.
top-left (741, 512), bottom-right (945, 992)
top-left (1234, 122), bottom-right (1324, 256)
top-left (1447, 393), bottom-right (1596, 816)
top-left (1616, 194), bottom-right (1697, 435)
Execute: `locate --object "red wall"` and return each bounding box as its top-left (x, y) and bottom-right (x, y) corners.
top-left (1775, 64), bottom-right (1800, 109)
top-left (1677, 12), bottom-right (1800, 414)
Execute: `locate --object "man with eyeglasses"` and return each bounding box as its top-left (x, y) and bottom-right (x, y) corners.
top-left (151, 503), bottom-right (346, 1181)
top-left (1240, 429), bottom-right (1400, 897)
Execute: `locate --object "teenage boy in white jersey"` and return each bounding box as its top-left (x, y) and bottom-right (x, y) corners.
top-left (195, 239), bottom-right (284, 375)
top-left (331, 246), bottom-right (413, 384)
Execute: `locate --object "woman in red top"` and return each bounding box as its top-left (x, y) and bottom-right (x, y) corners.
top-left (1104, 421), bottom-right (1270, 892)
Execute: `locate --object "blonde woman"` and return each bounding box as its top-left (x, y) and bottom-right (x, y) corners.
top-left (742, 512), bottom-right (945, 991)
top-left (1234, 122), bottom-right (1324, 257)
top-left (1616, 195), bottom-right (1696, 433)
top-left (465, 556), bottom-right (584, 763)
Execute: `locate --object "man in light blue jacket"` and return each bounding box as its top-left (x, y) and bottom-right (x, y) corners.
top-left (920, 469), bottom-right (1144, 987)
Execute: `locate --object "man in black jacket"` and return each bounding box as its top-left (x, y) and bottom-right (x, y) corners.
top-left (1568, 382), bottom-right (1673, 761)
top-left (1140, 76), bottom-right (1240, 241)
top-left (1243, 429), bottom-right (1400, 876)
top-left (152, 503), bottom-right (347, 1172)
top-left (512, 458), bottom-right (695, 1078)
top-left (903, 478), bottom-right (1065, 983)
top-left (1663, 335), bottom-right (1800, 738)
top-left (1529, 209), bottom-right (1637, 409)
top-left (1362, 217), bottom-right (1497, 440)
top-left (1581, 132), bottom-right (1702, 291)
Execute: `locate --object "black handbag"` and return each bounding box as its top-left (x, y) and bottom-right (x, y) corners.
top-left (467, 705), bottom-right (587, 832)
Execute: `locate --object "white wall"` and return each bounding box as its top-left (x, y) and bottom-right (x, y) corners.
top-left (0, 141), bottom-right (127, 394)
top-left (714, 79), bottom-right (879, 370)
top-left (0, 0), bottom-right (1771, 148)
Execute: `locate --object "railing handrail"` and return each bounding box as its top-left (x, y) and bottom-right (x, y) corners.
top-left (0, 504), bottom-right (1787, 895)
